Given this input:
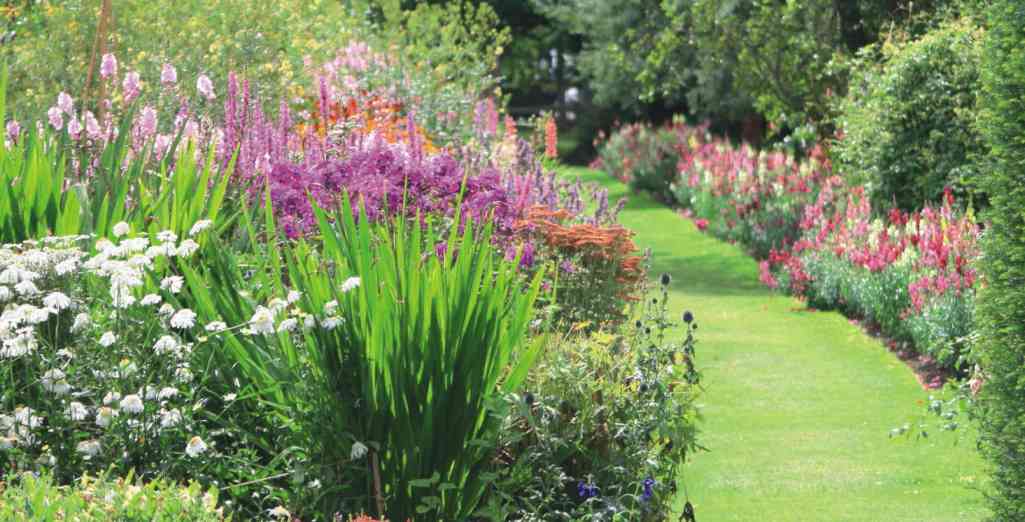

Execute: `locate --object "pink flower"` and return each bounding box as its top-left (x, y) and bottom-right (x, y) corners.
top-left (57, 92), bottom-right (74, 114)
top-left (694, 218), bottom-right (709, 231)
top-left (122, 71), bottom-right (141, 103)
top-left (47, 107), bottom-right (64, 130)
top-left (100, 53), bottom-right (118, 79)
top-left (196, 74), bottom-right (215, 100)
top-left (161, 63), bottom-right (177, 87)
top-left (5, 120), bottom-right (20, 143)
top-left (67, 116), bottom-right (82, 139)
top-left (84, 111), bottom-right (101, 140)
top-left (138, 106), bottom-right (158, 138)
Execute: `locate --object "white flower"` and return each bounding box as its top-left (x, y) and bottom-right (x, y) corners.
top-left (158, 303), bottom-right (175, 316)
top-left (121, 237), bottom-right (149, 253)
top-left (157, 387), bottom-right (179, 400)
top-left (341, 276), bottom-right (361, 293)
top-left (277, 318), bottom-right (298, 333)
top-left (204, 321), bottom-right (227, 332)
top-left (140, 293), bottom-right (162, 306)
top-left (95, 406), bottom-right (118, 428)
top-left (324, 300), bottom-right (338, 315)
top-left (120, 394), bottom-right (144, 414)
top-left (67, 401), bottom-right (89, 421)
top-left (322, 316), bottom-right (343, 330)
top-left (54, 258), bottom-right (77, 275)
top-left (170, 309), bottom-right (197, 329)
top-left (14, 407), bottom-right (43, 429)
top-left (14, 280), bottom-right (39, 296)
top-left (287, 290), bottom-right (302, 304)
top-left (76, 439), bottom-right (101, 457)
top-left (176, 239), bottom-right (199, 257)
top-left (303, 314), bottom-right (316, 329)
top-left (41, 369), bottom-right (71, 394)
top-left (268, 506), bottom-right (291, 519)
top-left (175, 367), bottom-right (194, 382)
top-left (0, 268), bottom-right (19, 284)
top-left (153, 335), bottom-right (179, 355)
top-left (0, 436), bottom-right (14, 449)
top-left (185, 435), bottom-right (208, 457)
top-left (160, 408), bottom-right (183, 428)
top-left (160, 276), bottom-right (184, 294)
top-left (112, 222), bottom-right (131, 237)
top-left (71, 313), bottom-right (90, 333)
top-left (157, 230), bottom-right (178, 244)
top-left (267, 298), bottom-right (287, 313)
top-left (103, 391), bottom-right (121, 405)
top-left (26, 306), bottom-right (50, 324)
top-left (0, 286), bottom-right (11, 302)
top-left (98, 331), bottom-right (117, 347)
top-left (308, 479), bottom-right (321, 489)
top-left (249, 306), bottom-right (275, 335)
top-left (42, 291), bottom-right (72, 310)
top-left (189, 220), bottom-right (213, 237)
top-left (350, 440), bottom-right (368, 460)
top-left (224, 393), bottom-right (237, 402)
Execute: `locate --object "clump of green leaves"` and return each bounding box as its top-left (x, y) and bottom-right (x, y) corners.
top-left (0, 470), bottom-right (225, 521)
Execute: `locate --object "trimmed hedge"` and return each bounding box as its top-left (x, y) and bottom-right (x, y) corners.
top-left (976, 0), bottom-right (1025, 518)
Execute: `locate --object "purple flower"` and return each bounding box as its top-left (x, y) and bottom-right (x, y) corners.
top-left (84, 111), bottom-right (101, 140)
top-left (161, 63), bottom-right (178, 87)
top-left (197, 74), bottom-right (215, 100)
top-left (122, 71), bottom-right (141, 103)
top-left (6, 120), bottom-right (20, 143)
top-left (138, 106), bottom-right (158, 139)
top-left (641, 477), bottom-right (655, 502)
top-left (57, 92), bottom-right (74, 115)
top-left (100, 53), bottom-right (118, 79)
top-left (67, 116), bottom-right (82, 140)
top-left (47, 107), bottom-right (64, 130)
top-left (560, 259), bottom-right (576, 274)
top-left (577, 481), bottom-right (599, 499)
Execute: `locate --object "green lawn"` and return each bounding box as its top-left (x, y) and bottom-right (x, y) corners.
top-left (561, 167), bottom-right (988, 521)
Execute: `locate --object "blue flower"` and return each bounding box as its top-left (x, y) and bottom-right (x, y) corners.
top-left (641, 477), bottom-right (656, 502)
top-left (577, 481), bottom-right (599, 499)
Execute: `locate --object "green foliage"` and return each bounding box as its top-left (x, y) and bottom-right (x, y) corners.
top-left (181, 196), bottom-right (544, 520)
top-left (2, 0), bottom-right (357, 117)
top-left (482, 279), bottom-right (701, 521)
top-left (0, 68), bottom-right (81, 242)
top-left (834, 17), bottom-right (985, 211)
top-left (975, 0), bottom-right (1025, 517)
top-left (0, 471), bottom-right (225, 521)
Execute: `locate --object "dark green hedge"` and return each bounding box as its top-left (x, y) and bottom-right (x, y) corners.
top-left (976, 0), bottom-right (1025, 518)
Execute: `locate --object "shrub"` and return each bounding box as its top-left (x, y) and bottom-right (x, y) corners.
top-left (519, 206), bottom-right (644, 328)
top-left (481, 278), bottom-right (701, 521)
top-left (0, 471), bottom-right (224, 521)
top-left (833, 17), bottom-right (985, 211)
top-left (975, 0), bottom-right (1025, 516)
top-left (180, 197), bottom-right (545, 521)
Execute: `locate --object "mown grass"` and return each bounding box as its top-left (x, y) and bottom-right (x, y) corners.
top-left (561, 166), bottom-right (987, 521)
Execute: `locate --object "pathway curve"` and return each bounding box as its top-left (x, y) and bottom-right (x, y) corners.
top-left (563, 167), bottom-right (987, 521)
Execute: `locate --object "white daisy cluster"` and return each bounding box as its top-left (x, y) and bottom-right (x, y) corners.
top-left (0, 230), bottom-right (207, 472)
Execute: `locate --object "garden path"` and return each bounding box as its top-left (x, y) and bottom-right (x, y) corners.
top-left (562, 167), bottom-right (987, 521)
